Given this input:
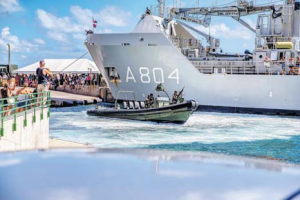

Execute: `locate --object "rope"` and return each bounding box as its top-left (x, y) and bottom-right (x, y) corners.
top-left (58, 52), bottom-right (89, 73)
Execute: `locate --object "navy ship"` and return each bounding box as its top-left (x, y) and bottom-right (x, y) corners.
top-left (86, 0), bottom-right (300, 115)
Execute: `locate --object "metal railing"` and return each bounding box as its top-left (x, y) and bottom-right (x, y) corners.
top-left (0, 91), bottom-right (51, 137)
top-left (191, 60), bottom-right (294, 75)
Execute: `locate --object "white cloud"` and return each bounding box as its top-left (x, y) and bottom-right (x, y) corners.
top-left (47, 32), bottom-right (68, 43)
top-left (99, 6), bottom-right (131, 27)
top-left (34, 38), bottom-right (46, 45)
top-left (69, 6), bottom-right (93, 27)
top-left (197, 23), bottom-right (253, 40)
top-left (36, 6), bottom-right (131, 42)
top-left (0, 0), bottom-right (22, 13)
top-left (70, 5), bottom-right (131, 28)
top-left (36, 9), bottom-right (82, 33)
top-left (0, 27), bottom-right (38, 52)
top-left (72, 33), bottom-right (86, 40)
top-left (103, 28), bottom-right (113, 33)
top-left (20, 55), bottom-right (27, 59)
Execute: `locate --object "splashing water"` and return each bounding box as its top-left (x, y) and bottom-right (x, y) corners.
top-left (50, 106), bottom-right (300, 163)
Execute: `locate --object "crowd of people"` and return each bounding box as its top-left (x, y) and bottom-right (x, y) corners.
top-left (264, 56), bottom-right (300, 75)
top-left (0, 70), bottom-right (103, 94)
top-left (0, 60), bottom-right (103, 116)
top-left (49, 73), bottom-right (103, 92)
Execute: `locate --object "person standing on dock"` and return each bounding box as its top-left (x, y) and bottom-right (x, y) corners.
top-left (36, 60), bottom-right (53, 105)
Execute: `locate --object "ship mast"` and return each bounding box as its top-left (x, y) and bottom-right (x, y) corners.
top-left (158, 0), bottom-right (165, 18)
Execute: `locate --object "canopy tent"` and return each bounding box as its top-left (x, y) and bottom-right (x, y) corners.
top-left (13, 59), bottom-right (100, 74)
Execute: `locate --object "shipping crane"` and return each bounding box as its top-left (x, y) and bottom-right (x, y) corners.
top-left (170, 0), bottom-right (286, 53)
top-left (170, 0), bottom-right (284, 33)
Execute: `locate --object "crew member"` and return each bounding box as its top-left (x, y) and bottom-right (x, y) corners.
top-left (172, 91), bottom-right (178, 104)
top-left (149, 93), bottom-right (154, 107)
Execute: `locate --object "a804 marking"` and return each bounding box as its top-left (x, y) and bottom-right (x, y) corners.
top-left (126, 67), bottom-right (179, 84)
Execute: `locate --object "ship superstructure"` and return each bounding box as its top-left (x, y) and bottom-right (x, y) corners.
top-left (86, 0), bottom-right (300, 115)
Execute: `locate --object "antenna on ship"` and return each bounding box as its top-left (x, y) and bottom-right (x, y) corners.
top-left (158, 0), bottom-right (165, 18)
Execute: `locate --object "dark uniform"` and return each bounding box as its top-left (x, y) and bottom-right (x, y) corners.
top-left (149, 94), bottom-right (154, 107)
top-left (172, 91), bottom-right (178, 104)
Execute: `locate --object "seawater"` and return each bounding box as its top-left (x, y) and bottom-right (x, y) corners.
top-left (50, 106), bottom-right (300, 164)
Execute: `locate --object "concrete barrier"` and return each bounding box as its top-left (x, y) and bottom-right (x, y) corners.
top-left (0, 108), bottom-right (49, 152)
top-left (55, 85), bottom-right (115, 102)
top-left (56, 85), bottom-right (101, 97)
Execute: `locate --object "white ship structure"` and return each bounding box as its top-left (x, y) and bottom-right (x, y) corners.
top-left (86, 0), bottom-right (300, 115)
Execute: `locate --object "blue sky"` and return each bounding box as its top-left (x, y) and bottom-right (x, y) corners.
top-left (0, 0), bottom-right (277, 67)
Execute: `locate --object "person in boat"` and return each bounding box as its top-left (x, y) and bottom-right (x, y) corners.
top-left (149, 93), bottom-right (154, 107)
top-left (172, 91), bottom-right (178, 104)
top-left (145, 95), bottom-right (149, 108)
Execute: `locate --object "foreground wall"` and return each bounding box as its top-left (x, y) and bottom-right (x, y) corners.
top-left (0, 108), bottom-right (49, 152)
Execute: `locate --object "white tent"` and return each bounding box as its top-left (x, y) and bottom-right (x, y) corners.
top-left (13, 59), bottom-right (100, 74)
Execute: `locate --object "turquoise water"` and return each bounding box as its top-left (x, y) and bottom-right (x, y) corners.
top-left (50, 106), bottom-right (300, 164)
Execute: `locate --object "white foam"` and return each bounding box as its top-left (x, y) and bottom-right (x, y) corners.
top-left (50, 110), bottom-right (300, 148)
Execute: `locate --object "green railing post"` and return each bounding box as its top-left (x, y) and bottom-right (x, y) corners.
top-left (41, 92), bottom-right (44, 120)
top-left (12, 97), bottom-right (17, 132)
top-left (33, 94), bottom-right (36, 123)
top-left (24, 94), bottom-right (28, 127)
top-left (1, 99), bottom-right (4, 137)
top-left (47, 92), bottom-right (50, 118)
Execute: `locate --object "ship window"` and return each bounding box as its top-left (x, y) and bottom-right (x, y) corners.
top-left (140, 38), bottom-right (144, 42)
top-left (259, 55), bottom-right (263, 59)
top-left (148, 44), bottom-right (157, 46)
top-left (122, 43), bottom-right (131, 46)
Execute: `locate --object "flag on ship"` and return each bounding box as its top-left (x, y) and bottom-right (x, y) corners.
top-left (93, 18), bottom-right (98, 28)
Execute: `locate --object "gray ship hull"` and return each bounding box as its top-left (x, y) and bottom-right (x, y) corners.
top-left (86, 33), bottom-right (300, 115)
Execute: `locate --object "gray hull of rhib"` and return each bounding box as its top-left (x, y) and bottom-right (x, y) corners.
top-left (86, 34), bottom-right (300, 114)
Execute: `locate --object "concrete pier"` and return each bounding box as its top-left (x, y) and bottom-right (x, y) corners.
top-left (50, 90), bottom-right (102, 107)
top-left (0, 108), bottom-right (49, 152)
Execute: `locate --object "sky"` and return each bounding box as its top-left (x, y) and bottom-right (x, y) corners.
top-left (0, 0), bottom-right (282, 68)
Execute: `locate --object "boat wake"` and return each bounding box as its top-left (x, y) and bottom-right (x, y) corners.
top-left (50, 106), bottom-right (300, 149)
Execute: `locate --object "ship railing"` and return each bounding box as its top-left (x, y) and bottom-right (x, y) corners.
top-left (191, 61), bottom-right (290, 75)
top-left (0, 91), bottom-right (51, 137)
